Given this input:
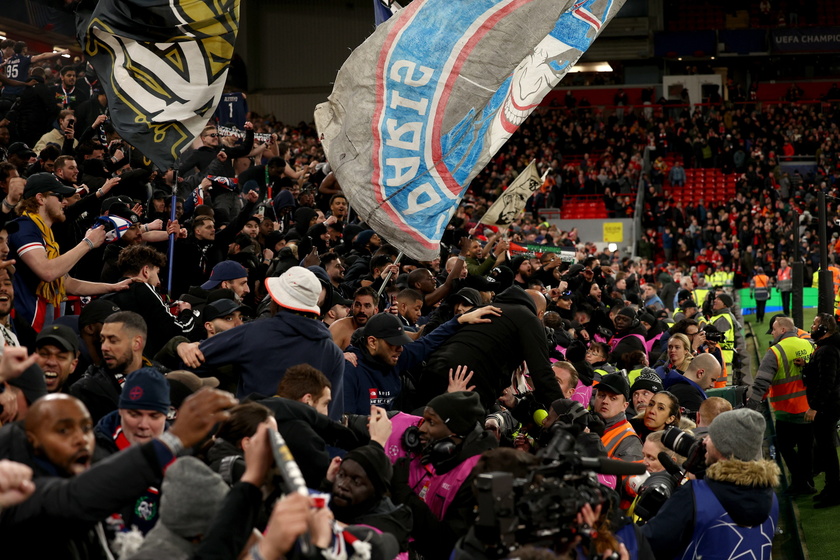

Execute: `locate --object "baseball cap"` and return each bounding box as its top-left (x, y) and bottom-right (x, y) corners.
top-left (36, 324), bottom-right (79, 354)
top-left (201, 260), bottom-right (248, 290)
top-left (202, 298), bottom-right (250, 322)
top-left (166, 370), bottom-right (219, 391)
top-left (8, 142), bottom-right (35, 159)
top-left (595, 373), bottom-right (630, 401)
top-left (108, 202), bottom-right (140, 225)
top-left (364, 313), bottom-right (413, 346)
top-left (265, 266), bottom-right (321, 315)
top-left (79, 299), bottom-right (121, 327)
top-left (448, 287), bottom-right (482, 308)
top-left (766, 313), bottom-right (788, 335)
top-left (23, 172), bottom-right (76, 200)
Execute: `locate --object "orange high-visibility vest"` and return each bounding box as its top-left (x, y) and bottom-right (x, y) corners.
top-left (601, 419), bottom-right (640, 459)
top-left (767, 336), bottom-right (813, 416)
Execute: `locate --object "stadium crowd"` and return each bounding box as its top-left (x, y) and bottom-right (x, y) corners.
top-left (0, 38), bottom-right (838, 560)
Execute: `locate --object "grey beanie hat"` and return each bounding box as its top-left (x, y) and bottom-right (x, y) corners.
top-left (160, 457), bottom-right (229, 538)
top-left (708, 409), bottom-right (766, 461)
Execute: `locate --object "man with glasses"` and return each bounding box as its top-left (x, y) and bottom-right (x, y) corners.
top-left (7, 173), bottom-right (130, 331)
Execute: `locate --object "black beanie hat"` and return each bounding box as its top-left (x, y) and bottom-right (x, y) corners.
top-left (343, 443), bottom-right (393, 498)
top-left (426, 391), bottom-right (485, 437)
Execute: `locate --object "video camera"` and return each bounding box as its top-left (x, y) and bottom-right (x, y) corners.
top-left (470, 422), bottom-right (645, 559)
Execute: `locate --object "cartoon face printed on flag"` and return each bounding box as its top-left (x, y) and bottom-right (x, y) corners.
top-left (77, 0), bottom-right (240, 170)
top-left (316, 0), bottom-right (624, 261)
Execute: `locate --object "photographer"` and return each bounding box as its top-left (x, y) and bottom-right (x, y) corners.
top-left (642, 409), bottom-right (780, 559)
top-left (387, 391), bottom-right (498, 558)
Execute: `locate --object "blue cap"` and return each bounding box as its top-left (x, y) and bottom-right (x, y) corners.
top-left (201, 260), bottom-right (248, 289)
top-left (119, 368), bottom-right (170, 414)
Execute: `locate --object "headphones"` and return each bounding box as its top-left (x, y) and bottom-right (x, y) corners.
top-left (813, 313), bottom-right (835, 339)
top-left (618, 309), bottom-right (640, 329)
top-left (420, 437), bottom-right (461, 472)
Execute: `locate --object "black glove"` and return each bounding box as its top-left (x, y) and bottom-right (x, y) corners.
top-left (390, 457), bottom-right (413, 505)
top-left (744, 398), bottom-right (764, 412)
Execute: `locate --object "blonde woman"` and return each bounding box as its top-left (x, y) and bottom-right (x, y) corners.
top-left (655, 333), bottom-right (693, 377)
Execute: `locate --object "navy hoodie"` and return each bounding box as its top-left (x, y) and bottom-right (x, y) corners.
top-left (344, 317), bottom-right (461, 414)
top-left (194, 310), bottom-right (345, 420)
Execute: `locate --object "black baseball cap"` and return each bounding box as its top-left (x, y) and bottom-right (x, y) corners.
top-left (203, 298), bottom-right (250, 322)
top-left (36, 324), bottom-right (79, 354)
top-left (23, 173), bottom-right (76, 200)
top-left (596, 373), bottom-right (630, 401)
top-left (8, 142), bottom-right (36, 159)
top-left (364, 313), bottom-right (413, 346)
top-left (766, 313), bottom-right (789, 335)
top-left (79, 299), bottom-right (121, 328)
top-left (448, 287), bottom-right (482, 308)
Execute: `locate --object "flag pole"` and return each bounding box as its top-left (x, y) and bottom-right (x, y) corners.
top-left (166, 166), bottom-right (179, 296)
top-left (377, 250), bottom-right (404, 299)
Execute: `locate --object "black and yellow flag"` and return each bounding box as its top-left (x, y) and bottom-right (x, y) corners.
top-left (76, 0), bottom-right (240, 170)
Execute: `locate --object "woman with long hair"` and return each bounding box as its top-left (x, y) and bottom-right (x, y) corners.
top-left (655, 333), bottom-right (693, 377)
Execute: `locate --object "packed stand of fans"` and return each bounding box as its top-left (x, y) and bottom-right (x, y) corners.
top-left (0, 39), bottom-right (837, 560)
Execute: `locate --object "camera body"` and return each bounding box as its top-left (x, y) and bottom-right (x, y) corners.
top-left (662, 426), bottom-right (707, 477)
top-left (634, 471), bottom-right (680, 521)
top-left (703, 330), bottom-right (724, 343)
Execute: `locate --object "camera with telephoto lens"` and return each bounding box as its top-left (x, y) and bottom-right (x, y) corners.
top-left (465, 421), bottom-right (644, 559)
top-left (662, 426), bottom-right (707, 478)
top-left (633, 470), bottom-right (682, 521)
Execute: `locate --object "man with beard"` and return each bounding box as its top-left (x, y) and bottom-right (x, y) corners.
top-left (330, 286), bottom-right (379, 350)
top-left (75, 299), bottom-right (121, 379)
top-left (7, 173), bottom-right (130, 331)
top-left (343, 307), bottom-right (500, 415)
top-left (509, 254), bottom-right (534, 289)
top-left (69, 311), bottom-right (165, 423)
top-left (0, 267), bottom-right (37, 351)
top-left (0, 388), bottom-right (236, 558)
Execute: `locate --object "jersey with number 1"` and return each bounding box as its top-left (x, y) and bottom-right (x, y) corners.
top-left (216, 92), bottom-right (247, 129)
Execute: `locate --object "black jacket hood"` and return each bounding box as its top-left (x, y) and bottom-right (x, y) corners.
top-left (492, 285), bottom-right (537, 315)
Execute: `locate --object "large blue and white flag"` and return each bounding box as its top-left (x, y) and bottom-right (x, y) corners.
top-left (316, 0), bottom-right (624, 261)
